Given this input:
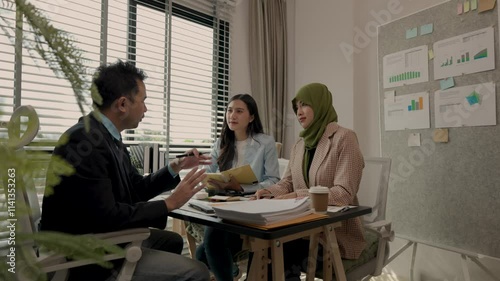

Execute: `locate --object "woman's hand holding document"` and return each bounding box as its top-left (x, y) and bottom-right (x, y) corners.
top-left (207, 175), bottom-right (242, 192)
top-left (203, 164), bottom-right (258, 193)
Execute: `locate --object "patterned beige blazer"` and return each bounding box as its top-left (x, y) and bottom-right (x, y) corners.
top-left (266, 122), bottom-right (366, 259)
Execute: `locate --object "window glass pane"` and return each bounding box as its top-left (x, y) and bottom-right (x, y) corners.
top-left (124, 5), bottom-right (167, 145)
top-left (0, 5), bottom-right (16, 138)
top-left (107, 0), bottom-right (128, 63)
top-left (169, 15), bottom-right (214, 145)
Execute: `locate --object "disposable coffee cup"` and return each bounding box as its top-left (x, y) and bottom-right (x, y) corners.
top-left (309, 186), bottom-right (329, 214)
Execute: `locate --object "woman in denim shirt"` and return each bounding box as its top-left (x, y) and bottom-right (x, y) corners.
top-left (196, 93), bottom-right (280, 281)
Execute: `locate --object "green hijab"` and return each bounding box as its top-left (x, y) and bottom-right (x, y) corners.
top-left (292, 83), bottom-right (338, 185)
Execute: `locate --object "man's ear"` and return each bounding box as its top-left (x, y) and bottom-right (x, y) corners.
top-left (114, 96), bottom-right (128, 113)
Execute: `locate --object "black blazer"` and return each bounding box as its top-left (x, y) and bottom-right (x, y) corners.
top-left (41, 113), bottom-right (179, 234)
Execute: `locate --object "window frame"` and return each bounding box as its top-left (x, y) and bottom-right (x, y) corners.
top-left (126, 0), bottom-right (230, 156)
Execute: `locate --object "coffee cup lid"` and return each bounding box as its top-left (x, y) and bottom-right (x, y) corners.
top-left (309, 186), bottom-right (329, 194)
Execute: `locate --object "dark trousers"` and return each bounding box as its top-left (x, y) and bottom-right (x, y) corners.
top-left (195, 226), bottom-right (243, 281)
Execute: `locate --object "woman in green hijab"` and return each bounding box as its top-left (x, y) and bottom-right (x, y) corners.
top-left (255, 83), bottom-right (365, 280)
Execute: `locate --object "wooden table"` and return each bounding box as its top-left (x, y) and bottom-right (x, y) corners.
top-left (170, 206), bottom-right (371, 281)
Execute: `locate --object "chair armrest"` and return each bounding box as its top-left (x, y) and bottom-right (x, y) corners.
top-left (364, 220), bottom-right (394, 276)
top-left (38, 228), bottom-right (150, 274)
top-left (365, 220), bottom-right (394, 241)
top-left (93, 228), bottom-right (151, 245)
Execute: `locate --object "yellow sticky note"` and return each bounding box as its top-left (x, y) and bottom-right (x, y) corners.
top-left (457, 2), bottom-right (463, 14)
top-left (428, 49), bottom-right (434, 60)
top-left (433, 129), bottom-right (449, 143)
top-left (464, 0), bottom-right (470, 12)
top-left (471, 0), bottom-right (478, 10)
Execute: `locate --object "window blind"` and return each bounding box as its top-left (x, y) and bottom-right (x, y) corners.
top-left (1, 0), bottom-right (233, 150)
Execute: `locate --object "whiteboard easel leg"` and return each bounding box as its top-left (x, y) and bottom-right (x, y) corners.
top-left (469, 257), bottom-right (500, 281)
top-left (387, 241), bottom-right (414, 264)
top-left (410, 243), bottom-right (418, 281)
top-left (461, 254), bottom-right (471, 281)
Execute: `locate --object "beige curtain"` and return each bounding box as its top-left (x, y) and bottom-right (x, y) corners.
top-left (249, 0), bottom-right (287, 143)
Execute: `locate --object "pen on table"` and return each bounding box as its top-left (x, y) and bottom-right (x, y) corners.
top-left (339, 206), bottom-right (350, 213)
top-left (176, 152), bottom-right (206, 158)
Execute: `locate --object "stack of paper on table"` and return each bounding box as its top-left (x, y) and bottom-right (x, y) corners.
top-left (212, 197), bottom-right (313, 225)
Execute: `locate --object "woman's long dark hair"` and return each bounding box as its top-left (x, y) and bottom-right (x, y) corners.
top-left (218, 94), bottom-right (264, 171)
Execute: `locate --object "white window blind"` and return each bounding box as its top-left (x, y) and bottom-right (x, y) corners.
top-left (1, 0), bottom-right (233, 151)
top-left (118, 0), bottom-right (233, 157)
top-left (0, 3), bottom-right (16, 139)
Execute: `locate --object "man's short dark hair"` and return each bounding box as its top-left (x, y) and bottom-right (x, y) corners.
top-left (92, 60), bottom-right (147, 109)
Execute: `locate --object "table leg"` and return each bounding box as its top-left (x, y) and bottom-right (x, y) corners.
top-left (306, 234), bottom-right (319, 281)
top-left (246, 238), bottom-right (269, 281)
top-left (323, 223), bottom-right (346, 281)
top-left (270, 239), bottom-right (284, 281)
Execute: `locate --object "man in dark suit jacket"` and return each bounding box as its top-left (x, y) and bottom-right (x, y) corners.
top-left (41, 61), bottom-right (211, 281)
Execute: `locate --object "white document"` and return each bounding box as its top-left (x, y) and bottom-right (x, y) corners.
top-left (434, 82), bottom-right (496, 128)
top-left (212, 197), bottom-right (312, 225)
top-left (383, 45), bottom-right (429, 89)
top-left (408, 133), bottom-right (421, 147)
top-left (434, 27), bottom-right (495, 80)
top-left (384, 92), bottom-right (430, 131)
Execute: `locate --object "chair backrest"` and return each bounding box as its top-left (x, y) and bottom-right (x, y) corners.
top-left (278, 158), bottom-right (289, 178)
top-left (357, 157), bottom-right (391, 224)
top-left (275, 142), bottom-right (283, 158)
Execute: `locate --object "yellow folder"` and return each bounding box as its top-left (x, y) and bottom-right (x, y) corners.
top-left (203, 164), bottom-right (258, 185)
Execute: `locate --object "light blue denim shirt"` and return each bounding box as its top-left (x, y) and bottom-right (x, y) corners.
top-left (206, 133), bottom-right (280, 193)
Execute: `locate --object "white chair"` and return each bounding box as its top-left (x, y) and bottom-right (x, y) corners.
top-left (8, 106), bottom-right (150, 281)
top-left (275, 142), bottom-right (283, 158)
top-left (316, 156), bottom-right (394, 280)
top-left (278, 158), bottom-right (289, 178)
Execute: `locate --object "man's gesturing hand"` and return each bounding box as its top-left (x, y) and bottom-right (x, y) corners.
top-left (165, 167), bottom-right (207, 212)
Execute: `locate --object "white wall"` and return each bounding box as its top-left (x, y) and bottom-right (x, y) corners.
top-left (293, 0), bottom-right (354, 129)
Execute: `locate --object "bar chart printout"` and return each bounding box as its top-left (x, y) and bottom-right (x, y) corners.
top-left (434, 27), bottom-right (495, 79)
top-left (408, 97), bottom-right (424, 111)
top-left (384, 92), bottom-right (430, 131)
top-left (383, 45), bottom-right (429, 89)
